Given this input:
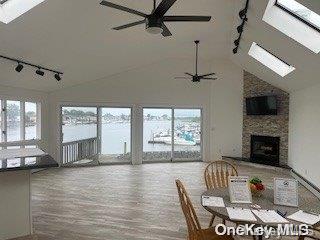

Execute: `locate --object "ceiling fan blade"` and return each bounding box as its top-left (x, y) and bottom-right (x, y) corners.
top-left (113, 20), bottom-right (146, 30)
top-left (201, 77), bottom-right (217, 80)
top-left (185, 72), bottom-right (194, 77)
top-left (100, 1), bottom-right (147, 17)
top-left (199, 72), bottom-right (216, 77)
top-left (153, 0), bottom-right (177, 17)
top-left (163, 16), bottom-right (212, 22)
top-left (161, 24), bottom-right (172, 37)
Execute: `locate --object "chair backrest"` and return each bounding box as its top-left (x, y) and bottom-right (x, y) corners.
top-left (204, 161), bottom-right (238, 189)
top-left (175, 179), bottom-right (202, 240)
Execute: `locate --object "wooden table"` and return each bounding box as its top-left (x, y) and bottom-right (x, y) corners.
top-left (201, 188), bottom-right (320, 238)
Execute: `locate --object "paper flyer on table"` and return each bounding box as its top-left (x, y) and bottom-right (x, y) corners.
top-left (202, 196), bottom-right (225, 207)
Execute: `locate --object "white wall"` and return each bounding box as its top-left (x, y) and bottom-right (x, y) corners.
top-left (210, 62), bottom-right (243, 160)
top-left (289, 83), bottom-right (320, 188)
top-left (0, 84), bottom-right (49, 152)
top-left (48, 58), bottom-right (244, 164)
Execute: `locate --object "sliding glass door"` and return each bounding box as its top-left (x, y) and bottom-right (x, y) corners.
top-left (143, 107), bottom-right (202, 162)
top-left (173, 109), bottom-right (202, 161)
top-left (61, 106), bottom-right (98, 165)
top-left (60, 105), bottom-right (202, 165)
top-left (143, 108), bottom-right (172, 162)
top-left (100, 107), bottom-right (131, 164)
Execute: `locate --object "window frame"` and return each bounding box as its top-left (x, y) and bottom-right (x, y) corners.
top-left (248, 42), bottom-right (295, 77)
top-left (60, 104), bottom-right (133, 165)
top-left (0, 98), bottom-right (41, 149)
top-left (275, 0), bottom-right (320, 33)
top-left (142, 106), bottom-right (203, 163)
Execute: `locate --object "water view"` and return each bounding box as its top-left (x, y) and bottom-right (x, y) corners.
top-left (62, 107), bottom-right (201, 162)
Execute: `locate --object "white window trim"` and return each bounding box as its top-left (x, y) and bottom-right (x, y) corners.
top-left (263, 0), bottom-right (320, 54)
top-left (0, 98), bottom-right (41, 149)
top-left (58, 103), bottom-right (204, 165)
top-left (0, 0), bottom-right (45, 24)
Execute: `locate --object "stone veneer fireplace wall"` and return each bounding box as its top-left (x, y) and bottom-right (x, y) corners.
top-left (242, 71), bottom-right (289, 166)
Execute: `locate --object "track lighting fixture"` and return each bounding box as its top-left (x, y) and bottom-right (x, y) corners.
top-left (237, 24), bottom-right (243, 33)
top-left (36, 68), bottom-right (45, 76)
top-left (54, 73), bottom-right (61, 81)
top-left (15, 62), bottom-right (24, 72)
top-left (239, 8), bottom-right (246, 19)
top-left (0, 55), bottom-right (63, 81)
top-left (233, 0), bottom-right (250, 54)
top-left (233, 47), bottom-right (238, 54)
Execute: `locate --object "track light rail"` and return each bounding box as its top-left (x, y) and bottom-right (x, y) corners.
top-left (0, 55), bottom-right (63, 75)
top-left (233, 0), bottom-right (250, 54)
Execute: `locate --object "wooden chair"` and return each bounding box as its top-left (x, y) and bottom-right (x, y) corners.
top-left (175, 179), bottom-right (234, 240)
top-left (204, 161), bottom-right (238, 227)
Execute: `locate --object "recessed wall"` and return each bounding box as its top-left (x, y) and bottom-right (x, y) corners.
top-left (242, 71), bottom-right (289, 166)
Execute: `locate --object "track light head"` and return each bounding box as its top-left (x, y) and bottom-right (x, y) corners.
top-left (15, 62), bottom-right (24, 72)
top-left (237, 25), bottom-right (243, 33)
top-left (239, 8), bottom-right (247, 19)
top-left (233, 47), bottom-right (238, 54)
top-left (234, 39), bottom-right (240, 46)
top-left (54, 73), bottom-right (61, 81)
top-left (36, 68), bottom-right (44, 76)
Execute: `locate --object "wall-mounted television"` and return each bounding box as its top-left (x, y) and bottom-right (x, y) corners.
top-left (246, 96), bottom-right (277, 115)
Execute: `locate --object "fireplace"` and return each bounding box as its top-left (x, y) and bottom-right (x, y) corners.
top-left (250, 135), bottom-right (280, 166)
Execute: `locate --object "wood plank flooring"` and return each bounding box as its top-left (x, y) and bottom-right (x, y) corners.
top-left (31, 161), bottom-right (318, 240)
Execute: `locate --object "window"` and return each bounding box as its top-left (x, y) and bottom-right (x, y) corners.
top-left (248, 42), bottom-right (295, 77)
top-left (6, 100), bottom-right (21, 142)
top-left (143, 107), bottom-right (202, 162)
top-left (25, 102), bottom-right (37, 140)
top-left (275, 0), bottom-right (320, 32)
top-left (263, 0), bottom-right (320, 53)
top-left (143, 108), bottom-right (172, 162)
top-left (100, 107), bottom-right (132, 164)
top-left (62, 107), bottom-right (97, 143)
top-left (0, 98), bottom-right (41, 147)
top-left (173, 109), bottom-right (202, 161)
top-left (0, 0), bottom-right (46, 24)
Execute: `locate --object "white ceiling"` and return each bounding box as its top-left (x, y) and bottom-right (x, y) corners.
top-left (0, 0), bottom-right (235, 92)
top-left (0, 0), bottom-right (319, 93)
top-left (231, 0), bottom-right (320, 92)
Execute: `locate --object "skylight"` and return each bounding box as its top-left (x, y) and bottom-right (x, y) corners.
top-left (263, 0), bottom-right (320, 54)
top-left (0, 0), bottom-right (45, 24)
top-left (276, 0), bottom-right (320, 32)
top-left (248, 42), bottom-right (295, 77)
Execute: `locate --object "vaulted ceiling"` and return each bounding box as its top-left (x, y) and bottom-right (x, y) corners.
top-left (0, 0), bottom-right (319, 92)
top-left (231, 0), bottom-right (320, 92)
top-left (0, 0), bottom-right (235, 92)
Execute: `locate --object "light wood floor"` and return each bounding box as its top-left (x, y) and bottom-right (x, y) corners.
top-left (31, 161), bottom-right (317, 240)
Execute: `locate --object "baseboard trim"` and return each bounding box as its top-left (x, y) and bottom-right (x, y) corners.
top-left (291, 169), bottom-right (320, 199)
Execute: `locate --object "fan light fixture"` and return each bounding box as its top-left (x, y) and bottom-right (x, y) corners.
top-left (100, 0), bottom-right (211, 37)
top-left (174, 40), bottom-right (217, 83)
top-left (146, 26), bottom-right (163, 34)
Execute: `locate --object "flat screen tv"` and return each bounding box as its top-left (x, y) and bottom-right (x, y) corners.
top-left (246, 96), bottom-right (277, 115)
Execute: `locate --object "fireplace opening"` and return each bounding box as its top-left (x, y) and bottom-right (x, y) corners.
top-left (250, 135), bottom-right (280, 166)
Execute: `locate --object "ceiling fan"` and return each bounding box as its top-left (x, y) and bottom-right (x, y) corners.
top-left (100, 0), bottom-right (212, 37)
top-left (175, 40), bottom-right (216, 83)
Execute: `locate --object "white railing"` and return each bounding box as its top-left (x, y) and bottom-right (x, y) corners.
top-left (62, 137), bottom-right (98, 165)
